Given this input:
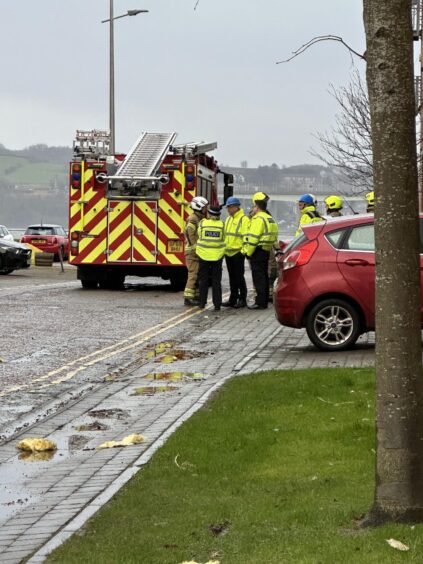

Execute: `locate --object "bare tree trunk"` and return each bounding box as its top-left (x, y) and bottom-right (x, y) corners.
top-left (363, 0), bottom-right (423, 524)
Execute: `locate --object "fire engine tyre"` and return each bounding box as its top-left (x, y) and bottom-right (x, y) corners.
top-left (81, 280), bottom-right (98, 289)
top-left (0, 269), bottom-right (13, 275)
top-left (99, 277), bottom-right (125, 290)
top-left (169, 271), bottom-right (188, 292)
top-left (305, 298), bottom-right (361, 351)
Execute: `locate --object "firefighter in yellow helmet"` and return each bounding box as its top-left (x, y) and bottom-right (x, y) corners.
top-left (252, 191), bottom-right (270, 204)
top-left (183, 196), bottom-right (208, 306)
top-left (365, 191), bottom-right (375, 213)
top-left (196, 206), bottom-right (225, 311)
top-left (324, 195), bottom-right (343, 217)
top-left (251, 191), bottom-right (278, 303)
top-left (243, 198), bottom-right (278, 309)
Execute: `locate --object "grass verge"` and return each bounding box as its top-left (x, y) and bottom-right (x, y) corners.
top-left (48, 368), bottom-right (423, 563)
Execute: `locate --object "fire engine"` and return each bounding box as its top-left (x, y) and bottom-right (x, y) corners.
top-left (68, 130), bottom-right (233, 289)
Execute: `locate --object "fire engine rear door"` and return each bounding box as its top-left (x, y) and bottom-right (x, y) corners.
top-left (132, 201), bottom-right (158, 263)
top-left (106, 201), bottom-right (132, 262)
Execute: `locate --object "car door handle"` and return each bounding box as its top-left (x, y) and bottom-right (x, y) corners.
top-left (345, 258), bottom-right (370, 266)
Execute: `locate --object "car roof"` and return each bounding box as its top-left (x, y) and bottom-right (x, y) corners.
top-left (26, 224), bottom-right (63, 228)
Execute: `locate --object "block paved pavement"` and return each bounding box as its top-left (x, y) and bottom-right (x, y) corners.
top-left (0, 306), bottom-right (375, 563)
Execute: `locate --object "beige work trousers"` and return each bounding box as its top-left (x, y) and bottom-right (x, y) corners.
top-left (184, 251), bottom-right (199, 299)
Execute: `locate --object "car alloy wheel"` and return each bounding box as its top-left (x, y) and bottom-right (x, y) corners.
top-left (306, 298), bottom-right (361, 351)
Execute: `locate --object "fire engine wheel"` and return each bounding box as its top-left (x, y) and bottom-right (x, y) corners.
top-left (305, 298), bottom-right (361, 351)
top-left (99, 276), bottom-right (125, 290)
top-left (169, 272), bottom-right (188, 292)
top-left (81, 280), bottom-right (98, 289)
top-left (0, 269), bottom-right (14, 275)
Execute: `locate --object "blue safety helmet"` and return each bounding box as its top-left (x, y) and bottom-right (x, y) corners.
top-left (225, 196), bottom-right (241, 207)
top-left (298, 194), bottom-right (314, 205)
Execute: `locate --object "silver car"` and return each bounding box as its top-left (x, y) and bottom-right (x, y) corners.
top-left (0, 225), bottom-right (14, 242)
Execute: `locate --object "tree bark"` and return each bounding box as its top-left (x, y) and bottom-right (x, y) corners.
top-left (363, 0), bottom-right (423, 524)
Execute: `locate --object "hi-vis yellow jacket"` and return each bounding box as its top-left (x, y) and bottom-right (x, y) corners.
top-left (224, 208), bottom-right (249, 257)
top-left (195, 218), bottom-right (225, 261)
top-left (295, 205), bottom-right (323, 237)
top-left (243, 211), bottom-right (278, 258)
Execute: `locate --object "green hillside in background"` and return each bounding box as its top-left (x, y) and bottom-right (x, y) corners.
top-left (0, 155), bottom-right (67, 186)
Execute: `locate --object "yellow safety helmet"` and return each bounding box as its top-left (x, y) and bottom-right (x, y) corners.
top-left (252, 191), bottom-right (269, 203)
top-left (324, 195), bottom-right (343, 210)
top-left (365, 191), bottom-right (374, 205)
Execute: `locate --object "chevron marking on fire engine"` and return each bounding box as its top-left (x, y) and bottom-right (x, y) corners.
top-left (108, 202), bottom-right (132, 262)
top-left (77, 227), bottom-right (107, 264)
top-left (133, 202), bottom-right (157, 262)
top-left (0, 306), bottom-right (217, 397)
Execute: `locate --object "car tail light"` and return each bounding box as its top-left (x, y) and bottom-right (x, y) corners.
top-left (283, 240), bottom-right (318, 271)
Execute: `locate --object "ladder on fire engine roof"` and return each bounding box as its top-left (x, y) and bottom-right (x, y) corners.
top-left (172, 141), bottom-right (218, 156)
top-left (115, 132), bottom-right (177, 180)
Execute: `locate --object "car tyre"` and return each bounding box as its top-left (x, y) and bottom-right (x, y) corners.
top-left (306, 298), bottom-right (361, 351)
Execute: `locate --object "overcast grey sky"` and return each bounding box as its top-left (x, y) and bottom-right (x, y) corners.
top-left (0, 1), bottom-right (365, 167)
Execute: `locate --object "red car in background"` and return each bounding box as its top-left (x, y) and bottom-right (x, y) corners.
top-left (274, 214), bottom-right (393, 350)
top-left (21, 224), bottom-right (69, 260)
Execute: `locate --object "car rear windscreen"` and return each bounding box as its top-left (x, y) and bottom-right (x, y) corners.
top-left (26, 227), bottom-right (55, 235)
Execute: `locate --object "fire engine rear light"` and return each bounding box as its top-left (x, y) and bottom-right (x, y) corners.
top-left (72, 164), bottom-right (81, 173)
top-left (70, 231), bottom-right (80, 256)
top-left (186, 165), bottom-right (194, 174)
top-left (283, 240), bottom-right (318, 271)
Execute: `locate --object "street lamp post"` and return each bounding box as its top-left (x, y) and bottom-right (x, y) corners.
top-left (102, 2), bottom-right (149, 155)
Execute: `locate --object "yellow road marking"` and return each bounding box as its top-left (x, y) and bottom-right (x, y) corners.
top-left (0, 306), bottom-right (209, 398)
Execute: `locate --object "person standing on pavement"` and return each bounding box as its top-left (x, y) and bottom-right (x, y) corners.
top-left (295, 193), bottom-right (323, 236)
top-left (243, 199), bottom-right (278, 309)
top-left (183, 196), bottom-right (208, 306)
top-left (222, 197), bottom-right (249, 308)
top-left (324, 195), bottom-right (343, 217)
top-left (196, 206), bottom-right (225, 311)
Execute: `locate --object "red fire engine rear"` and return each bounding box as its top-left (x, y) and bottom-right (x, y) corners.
top-left (68, 130), bottom-right (233, 289)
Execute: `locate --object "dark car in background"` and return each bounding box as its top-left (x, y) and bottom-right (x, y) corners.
top-left (21, 224), bottom-right (69, 260)
top-left (274, 214), bottom-right (384, 351)
top-left (0, 240), bottom-right (32, 274)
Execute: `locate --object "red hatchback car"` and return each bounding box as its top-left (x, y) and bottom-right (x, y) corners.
top-left (274, 214), bottom-right (390, 351)
top-left (21, 224), bottom-right (69, 260)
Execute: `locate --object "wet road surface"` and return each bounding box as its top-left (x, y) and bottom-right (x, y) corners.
top-left (0, 264), bottom-right (207, 435)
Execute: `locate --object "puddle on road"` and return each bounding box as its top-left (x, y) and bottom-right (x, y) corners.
top-left (0, 456), bottom-right (46, 522)
top-left (144, 372), bottom-right (208, 382)
top-left (18, 451), bottom-right (55, 462)
top-left (154, 349), bottom-right (205, 364)
top-left (9, 349), bottom-right (52, 364)
top-left (68, 435), bottom-right (90, 452)
top-left (87, 409), bottom-right (129, 420)
top-left (75, 421), bottom-right (109, 432)
top-left (132, 386), bottom-right (179, 395)
top-left (145, 341), bottom-right (175, 360)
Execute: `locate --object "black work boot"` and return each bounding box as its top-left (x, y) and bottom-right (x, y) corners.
top-left (235, 298), bottom-right (247, 308)
top-left (184, 298), bottom-right (200, 306)
top-left (222, 300), bottom-right (237, 307)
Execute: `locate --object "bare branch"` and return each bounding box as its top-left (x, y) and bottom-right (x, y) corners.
top-left (276, 35), bottom-right (365, 64)
top-left (194, 0), bottom-right (200, 10)
top-left (310, 70), bottom-right (374, 191)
